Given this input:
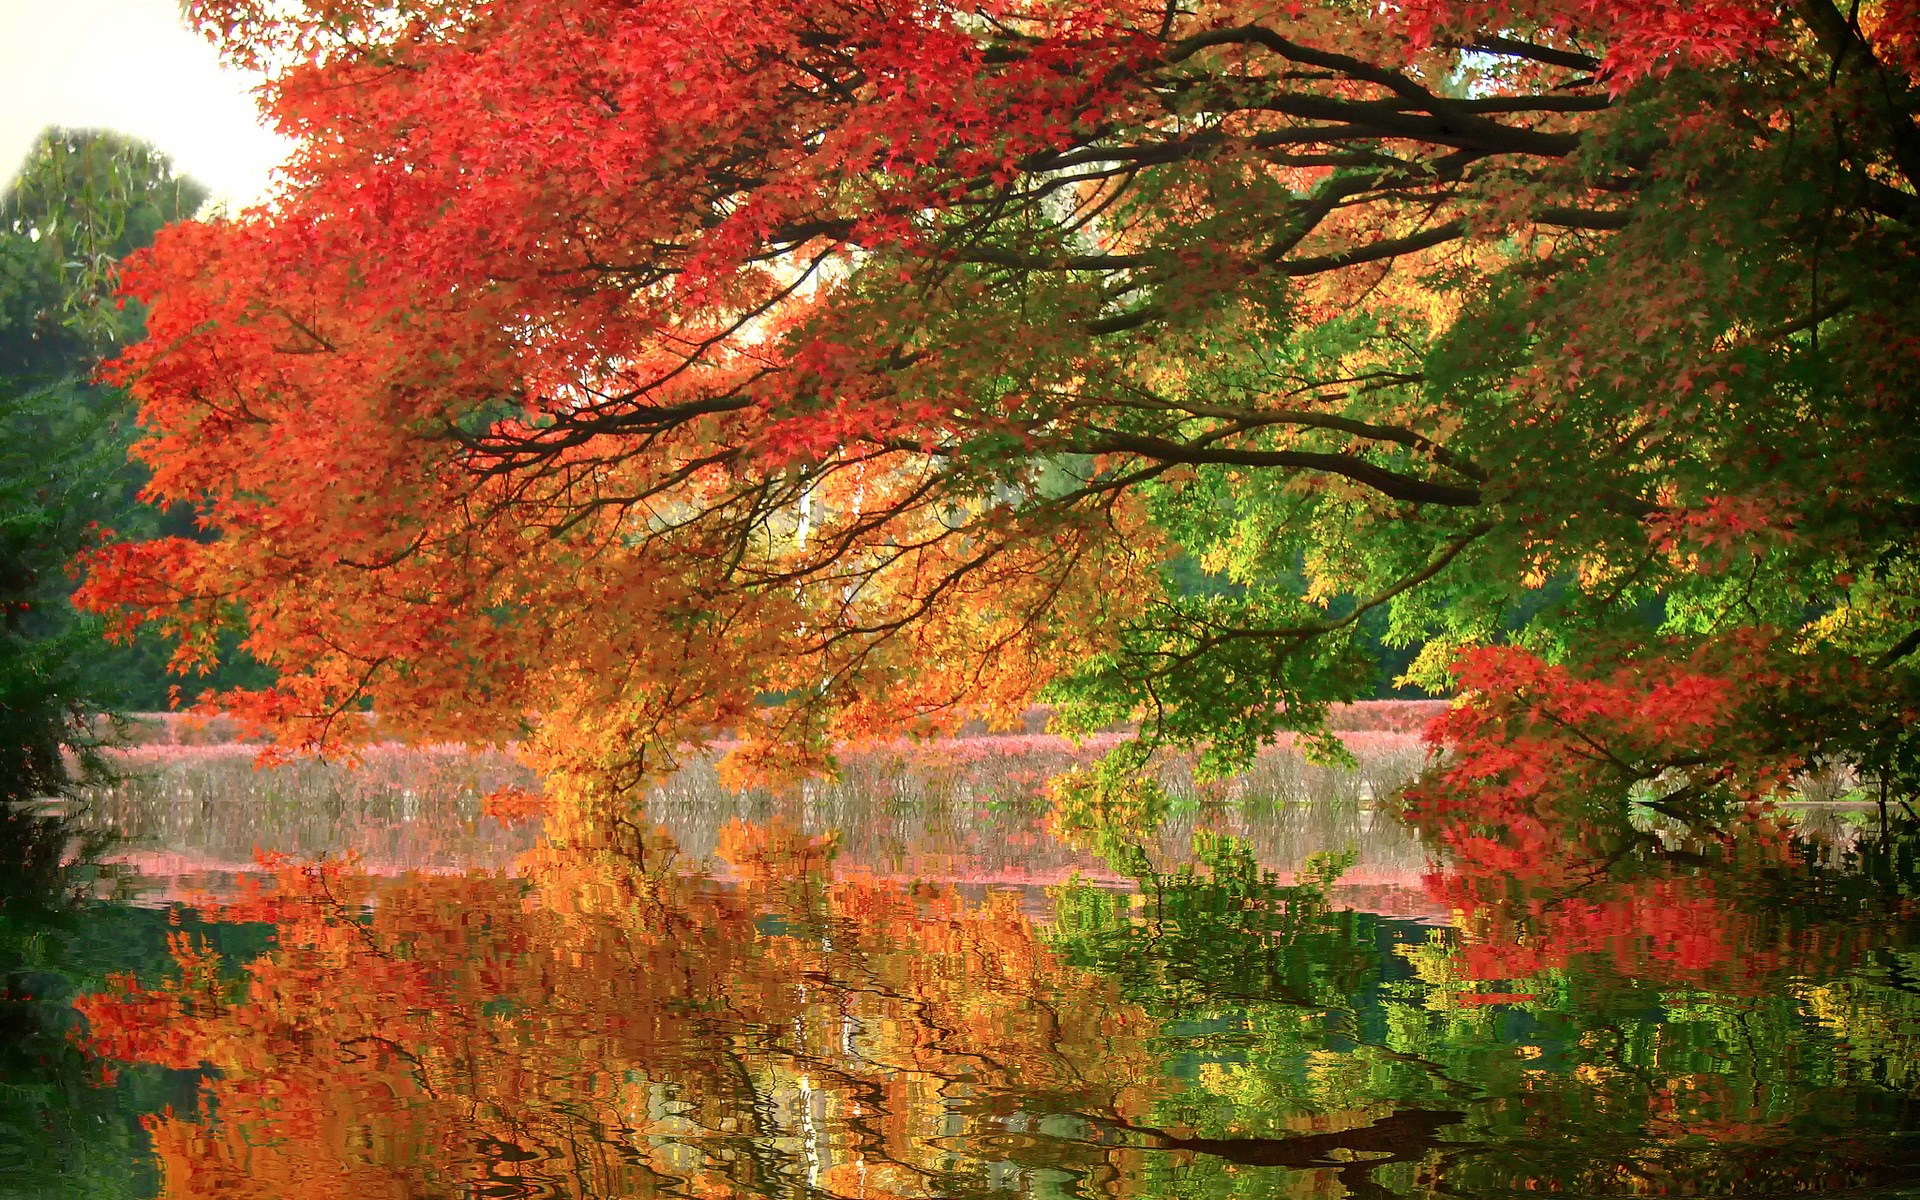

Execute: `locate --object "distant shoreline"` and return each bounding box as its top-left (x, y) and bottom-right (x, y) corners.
top-left (103, 699), bottom-right (1455, 748)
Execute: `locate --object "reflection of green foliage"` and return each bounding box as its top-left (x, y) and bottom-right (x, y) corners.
top-left (1051, 833), bottom-right (1375, 1016)
top-left (1850, 797), bottom-right (1920, 893)
top-left (1044, 753), bottom-right (1171, 873)
top-left (1800, 949), bottom-right (1920, 1091)
top-left (1048, 827), bottom-right (1920, 1195)
top-left (0, 803), bottom-right (240, 1200)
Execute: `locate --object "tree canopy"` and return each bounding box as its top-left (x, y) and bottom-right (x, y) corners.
top-left (81, 0), bottom-right (1920, 805)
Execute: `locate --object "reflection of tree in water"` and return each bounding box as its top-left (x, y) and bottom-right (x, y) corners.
top-left (1047, 729), bottom-right (1920, 1193)
top-left (0, 801), bottom-right (213, 1199)
top-left (75, 811), bottom-right (1920, 1200)
top-left (80, 825), bottom-right (1144, 1200)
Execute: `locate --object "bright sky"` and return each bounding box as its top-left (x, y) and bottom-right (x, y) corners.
top-left (0, 0), bottom-right (291, 208)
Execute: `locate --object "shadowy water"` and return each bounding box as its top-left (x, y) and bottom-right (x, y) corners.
top-left (0, 800), bottom-right (255, 1200)
top-left (3, 736), bottom-right (1916, 1198)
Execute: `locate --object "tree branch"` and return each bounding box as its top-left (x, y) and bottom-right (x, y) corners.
top-left (1068, 430), bottom-right (1485, 507)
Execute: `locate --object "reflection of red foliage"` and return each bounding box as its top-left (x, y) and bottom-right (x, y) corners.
top-left (76, 972), bottom-right (196, 1070)
top-left (1403, 635), bottom-right (1875, 991)
top-left (1432, 873), bottom-right (1747, 980)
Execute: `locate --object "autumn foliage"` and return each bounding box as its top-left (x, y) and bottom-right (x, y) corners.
top-left (1399, 637), bottom-right (1909, 990)
top-left (75, 0), bottom-right (1920, 806)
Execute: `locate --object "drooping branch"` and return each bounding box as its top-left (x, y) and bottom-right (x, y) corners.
top-left (1067, 430), bottom-right (1485, 507)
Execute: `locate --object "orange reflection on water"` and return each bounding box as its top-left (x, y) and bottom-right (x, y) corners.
top-left (81, 829), bottom-right (1180, 1200)
top-left (75, 734), bottom-right (1920, 1199)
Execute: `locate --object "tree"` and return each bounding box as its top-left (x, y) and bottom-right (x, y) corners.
top-left (3, 129), bottom-right (205, 796)
top-left (1, 129), bottom-right (273, 720)
top-left (0, 129), bottom-right (234, 1200)
top-left (2, 129), bottom-right (207, 363)
top-left (81, 0), bottom-right (1920, 806)
top-left (0, 381), bottom-right (121, 801)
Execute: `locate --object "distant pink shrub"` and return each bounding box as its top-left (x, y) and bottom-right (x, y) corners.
top-left (1322, 701), bottom-right (1451, 733)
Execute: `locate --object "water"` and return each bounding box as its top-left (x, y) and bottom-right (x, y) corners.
top-left (7, 735), bottom-right (1920, 1199)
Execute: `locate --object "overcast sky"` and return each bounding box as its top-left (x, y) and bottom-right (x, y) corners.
top-left (0, 0), bottom-right (290, 208)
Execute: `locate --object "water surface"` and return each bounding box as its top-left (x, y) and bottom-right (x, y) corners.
top-left (8, 737), bottom-right (1919, 1199)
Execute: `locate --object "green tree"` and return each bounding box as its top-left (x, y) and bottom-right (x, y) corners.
top-left (2, 128), bottom-right (268, 724)
top-left (0, 381), bottom-right (122, 800)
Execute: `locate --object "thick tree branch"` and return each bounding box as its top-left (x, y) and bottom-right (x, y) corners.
top-left (1463, 35), bottom-right (1603, 73)
top-left (1068, 430), bottom-right (1485, 507)
top-left (1793, 0), bottom-right (1920, 196)
top-left (1874, 627), bottom-right (1920, 670)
